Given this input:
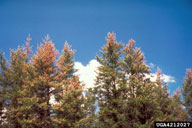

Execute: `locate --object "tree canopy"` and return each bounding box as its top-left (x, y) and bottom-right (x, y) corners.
top-left (0, 32), bottom-right (190, 128)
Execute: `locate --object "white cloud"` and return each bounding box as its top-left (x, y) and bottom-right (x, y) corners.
top-left (74, 59), bottom-right (100, 89)
top-left (161, 74), bottom-right (176, 83)
top-left (146, 73), bottom-right (176, 83)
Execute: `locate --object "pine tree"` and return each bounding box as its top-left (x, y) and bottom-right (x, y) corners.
top-left (53, 42), bottom-right (76, 104)
top-left (93, 32), bottom-right (126, 128)
top-left (4, 45), bottom-right (31, 127)
top-left (52, 42), bottom-right (94, 128)
top-left (153, 68), bottom-right (188, 121)
top-left (0, 33), bottom-right (189, 127)
top-left (121, 39), bottom-right (159, 128)
top-left (94, 33), bottom-right (187, 128)
top-left (1, 35), bottom-right (34, 127)
top-left (153, 68), bottom-right (173, 121)
top-left (31, 35), bottom-right (58, 127)
top-left (14, 36), bottom-right (40, 127)
top-left (182, 69), bottom-right (192, 120)
top-left (171, 89), bottom-right (188, 121)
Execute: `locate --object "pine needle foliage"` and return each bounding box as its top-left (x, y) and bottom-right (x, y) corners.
top-left (0, 33), bottom-right (189, 128)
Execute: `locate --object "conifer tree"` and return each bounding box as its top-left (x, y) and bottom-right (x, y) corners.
top-left (54, 42), bottom-right (76, 103)
top-left (153, 68), bottom-right (188, 121)
top-left (153, 68), bottom-right (173, 121)
top-left (94, 33), bottom-right (157, 128)
top-left (52, 42), bottom-right (94, 128)
top-left (0, 33), bottom-right (190, 128)
top-left (121, 39), bottom-right (158, 128)
top-left (1, 35), bottom-right (33, 127)
top-left (4, 48), bottom-right (30, 128)
top-left (14, 36), bottom-right (40, 127)
top-left (93, 33), bottom-right (188, 128)
top-left (171, 89), bottom-right (188, 121)
top-left (182, 69), bottom-right (192, 120)
top-left (93, 32), bottom-right (126, 128)
top-left (31, 35), bottom-right (58, 127)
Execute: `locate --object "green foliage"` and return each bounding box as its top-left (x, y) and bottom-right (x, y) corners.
top-left (54, 42), bottom-right (97, 128)
top-left (0, 32), bottom-right (189, 128)
top-left (93, 32), bottom-right (188, 128)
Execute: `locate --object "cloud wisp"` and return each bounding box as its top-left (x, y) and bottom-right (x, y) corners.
top-left (146, 73), bottom-right (176, 83)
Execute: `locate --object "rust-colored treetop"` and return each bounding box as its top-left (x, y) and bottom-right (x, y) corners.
top-left (186, 68), bottom-right (192, 80)
top-left (25, 34), bottom-right (32, 56)
top-left (103, 32), bottom-right (123, 51)
top-left (33, 35), bottom-right (58, 73)
top-left (156, 67), bottom-right (162, 82)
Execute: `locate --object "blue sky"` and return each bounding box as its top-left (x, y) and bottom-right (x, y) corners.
top-left (0, 0), bottom-right (192, 94)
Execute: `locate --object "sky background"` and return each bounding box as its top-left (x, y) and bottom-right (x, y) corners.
top-left (0, 0), bottom-right (192, 94)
